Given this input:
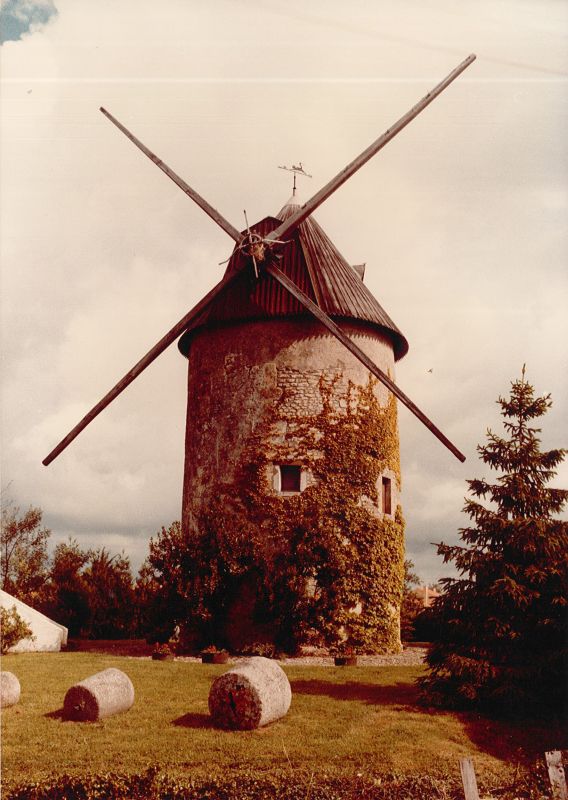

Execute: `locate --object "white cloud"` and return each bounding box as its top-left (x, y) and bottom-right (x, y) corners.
top-left (0, 0), bottom-right (58, 44)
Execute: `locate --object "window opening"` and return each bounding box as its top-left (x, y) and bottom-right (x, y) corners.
top-left (381, 477), bottom-right (392, 515)
top-left (279, 465), bottom-right (302, 493)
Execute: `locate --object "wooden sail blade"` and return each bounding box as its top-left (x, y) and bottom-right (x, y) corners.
top-left (267, 54), bottom-right (476, 243)
top-left (265, 263), bottom-right (466, 463)
top-left (42, 269), bottom-right (245, 466)
top-left (100, 107), bottom-right (244, 244)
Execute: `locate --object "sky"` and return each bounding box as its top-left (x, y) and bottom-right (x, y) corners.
top-left (1, 0), bottom-right (567, 585)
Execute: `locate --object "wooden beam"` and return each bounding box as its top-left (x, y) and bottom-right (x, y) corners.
top-left (42, 269), bottom-right (244, 466)
top-left (459, 757), bottom-right (480, 800)
top-left (268, 54), bottom-right (476, 243)
top-left (546, 752), bottom-right (567, 800)
top-left (266, 263), bottom-right (466, 463)
top-left (100, 107), bottom-right (244, 244)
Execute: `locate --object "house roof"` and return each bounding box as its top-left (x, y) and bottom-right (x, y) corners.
top-left (178, 195), bottom-right (409, 360)
top-left (413, 586), bottom-right (442, 608)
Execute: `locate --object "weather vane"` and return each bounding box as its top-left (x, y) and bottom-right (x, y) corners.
top-left (278, 162), bottom-right (312, 195)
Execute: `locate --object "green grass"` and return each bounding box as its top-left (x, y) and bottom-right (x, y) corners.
top-left (2, 653), bottom-right (565, 792)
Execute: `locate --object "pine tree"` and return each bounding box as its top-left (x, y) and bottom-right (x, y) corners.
top-left (421, 369), bottom-right (568, 715)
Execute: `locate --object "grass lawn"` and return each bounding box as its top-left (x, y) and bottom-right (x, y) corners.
top-left (2, 653), bottom-right (565, 793)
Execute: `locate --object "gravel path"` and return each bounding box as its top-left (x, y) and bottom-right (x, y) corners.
top-left (77, 640), bottom-right (429, 666)
top-left (174, 648), bottom-right (427, 667)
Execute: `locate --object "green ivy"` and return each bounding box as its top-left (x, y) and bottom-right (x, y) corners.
top-left (168, 376), bottom-right (405, 653)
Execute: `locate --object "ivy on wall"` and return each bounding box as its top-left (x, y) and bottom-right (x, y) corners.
top-left (152, 376), bottom-right (405, 654)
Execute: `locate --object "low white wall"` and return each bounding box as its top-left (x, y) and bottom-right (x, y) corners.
top-left (0, 590), bottom-right (68, 653)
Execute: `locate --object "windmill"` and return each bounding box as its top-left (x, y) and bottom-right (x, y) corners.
top-left (43, 55), bottom-right (475, 651)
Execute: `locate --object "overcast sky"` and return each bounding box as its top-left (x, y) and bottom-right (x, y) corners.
top-left (1, 0), bottom-right (567, 584)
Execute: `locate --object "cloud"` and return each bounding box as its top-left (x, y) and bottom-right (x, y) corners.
top-left (0, 0), bottom-right (58, 44)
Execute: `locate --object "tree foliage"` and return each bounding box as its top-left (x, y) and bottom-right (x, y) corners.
top-left (1, 499), bottom-right (138, 640)
top-left (1, 503), bottom-right (50, 604)
top-left (41, 539), bottom-right (137, 638)
top-left (421, 370), bottom-right (568, 715)
top-left (84, 548), bottom-right (136, 638)
top-left (146, 378), bottom-right (405, 654)
top-left (400, 559), bottom-right (423, 641)
top-left (42, 538), bottom-right (92, 637)
top-left (136, 524), bottom-right (188, 644)
top-left (0, 605), bottom-right (34, 654)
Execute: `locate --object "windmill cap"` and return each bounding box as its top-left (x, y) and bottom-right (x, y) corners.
top-left (178, 200), bottom-right (409, 361)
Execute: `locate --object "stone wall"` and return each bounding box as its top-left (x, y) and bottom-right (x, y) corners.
top-left (182, 316), bottom-right (400, 533)
top-left (180, 316), bottom-right (403, 652)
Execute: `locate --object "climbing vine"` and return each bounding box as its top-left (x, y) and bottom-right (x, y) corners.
top-left (155, 375), bottom-right (405, 654)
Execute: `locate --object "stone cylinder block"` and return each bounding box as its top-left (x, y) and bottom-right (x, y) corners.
top-left (208, 656), bottom-right (291, 730)
top-left (1, 671), bottom-right (21, 708)
top-left (63, 667), bottom-right (134, 721)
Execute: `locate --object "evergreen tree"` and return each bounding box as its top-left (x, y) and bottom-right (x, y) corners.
top-left (421, 369), bottom-right (567, 715)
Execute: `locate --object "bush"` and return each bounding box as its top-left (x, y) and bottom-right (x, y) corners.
top-left (0, 605), bottom-right (34, 654)
top-left (4, 764), bottom-right (556, 800)
top-left (239, 642), bottom-right (277, 658)
top-left (2, 768), bottom-right (456, 800)
top-left (411, 607), bottom-right (438, 643)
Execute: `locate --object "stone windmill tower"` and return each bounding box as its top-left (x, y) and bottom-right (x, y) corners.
top-left (43, 55), bottom-right (474, 652)
top-left (176, 189), bottom-right (411, 651)
top-left (178, 187), bottom-right (409, 523)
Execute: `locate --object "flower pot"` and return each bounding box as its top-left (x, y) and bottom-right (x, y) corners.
top-left (152, 653), bottom-right (173, 661)
top-left (201, 652), bottom-right (229, 664)
top-left (334, 656), bottom-right (358, 666)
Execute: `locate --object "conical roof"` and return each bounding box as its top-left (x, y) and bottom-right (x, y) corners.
top-left (178, 195), bottom-right (408, 360)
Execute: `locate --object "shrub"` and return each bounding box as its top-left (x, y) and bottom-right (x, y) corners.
top-left (152, 643), bottom-right (172, 657)
top-left (4, 765), bottom-right (555, 800)
top-left (239, 642), bottom-right (276, 658)
top-left (0, 605), bottom-right (34, 654)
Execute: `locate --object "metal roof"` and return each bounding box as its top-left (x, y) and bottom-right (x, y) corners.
top-left (178, 197), bottom-right (409, 361)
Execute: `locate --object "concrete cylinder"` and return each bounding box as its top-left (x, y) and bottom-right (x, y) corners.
top-left (63, 667), bottom-right (134, 721)
top-left (208, 656), bottom-right (292, 730)
top-left (1, 671), bottom-right (21, 708)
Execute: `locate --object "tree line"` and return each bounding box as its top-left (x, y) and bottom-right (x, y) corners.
top-left (1, 509), bottom-right (141, 639)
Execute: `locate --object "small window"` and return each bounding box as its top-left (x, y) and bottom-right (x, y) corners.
top-left (279, 465), bottom-right (302, 493)
top-left (381, 477), bottom-right (392, 515)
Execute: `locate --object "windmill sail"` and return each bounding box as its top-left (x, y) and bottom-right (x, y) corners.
top-left (99, 107), bottom-right (244, 244)
top-left (43, 55), bottom-right (476, 466)
top-left (41, 269), bottom-right (243, 466)
top-left (265, 263), bottom-right (465, 462)
top-left (268, 54), bottom-right (476, 243)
